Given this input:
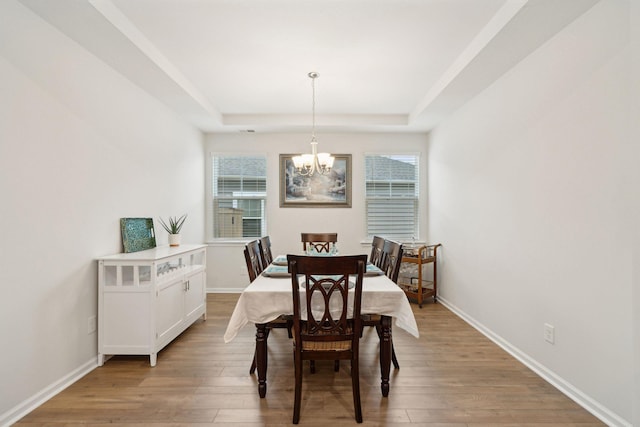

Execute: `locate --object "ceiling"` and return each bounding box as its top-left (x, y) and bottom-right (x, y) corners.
top-left (20, 0), bottom-right (598, 133)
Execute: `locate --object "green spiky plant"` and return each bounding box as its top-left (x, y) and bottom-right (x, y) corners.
top-left (158, 214), bottom-right (187, 234)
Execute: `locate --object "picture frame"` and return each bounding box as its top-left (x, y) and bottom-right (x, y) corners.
top-left (279, 154), bottom-right (352, 208)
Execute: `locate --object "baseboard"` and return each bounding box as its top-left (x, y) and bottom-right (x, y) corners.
top-left (437, 296), bottom-right (631, 427)
top-left (0, 357), bottom-right (98, 427)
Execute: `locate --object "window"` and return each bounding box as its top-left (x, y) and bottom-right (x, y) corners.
top-left (211, 155), bottom-right (267, 239)
top-left (365, 154), bottom-right (419, 240)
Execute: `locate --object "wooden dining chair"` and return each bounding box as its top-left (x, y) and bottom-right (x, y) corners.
top-left (301, 232), bottom-right (337, 254)
top-left (362, 238), bottom-right (403, 369)
top-left (258, 235), bottom-right (273, 268)
top-left (300, 233), bottom-right (341, 370)
top-left (256, 235), bottom-right (292, 339)
top-left (244, 240), bottom-right (292, 374)
top-left (380, 239), bottom-right (404, 283)
top-left (243, 239), bottom-right (264, 282)
top-left (369, 235), bottom-right (385, 267)
top-left (287, 254), bottom-right (367, 424)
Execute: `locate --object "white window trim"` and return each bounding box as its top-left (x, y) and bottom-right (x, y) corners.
top-left (364, 152), bottom-right (421, 242)
top-left (206, 152), bottom-right (268, 243)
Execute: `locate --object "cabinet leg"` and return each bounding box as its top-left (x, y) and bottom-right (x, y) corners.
top-left (150, 353), bottom-right (157, 367)
top-left (97, 353), bottom-right (104, 366)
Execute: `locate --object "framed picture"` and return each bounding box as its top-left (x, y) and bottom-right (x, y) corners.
top-left (280, 154), bottom-right (352, 208)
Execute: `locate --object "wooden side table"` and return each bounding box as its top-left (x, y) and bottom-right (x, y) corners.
top-left (398, 244), bottom-right (441, 308)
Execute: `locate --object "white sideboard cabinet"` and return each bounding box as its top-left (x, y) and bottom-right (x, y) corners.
top-left (97, 244), bottom-right (207, 366)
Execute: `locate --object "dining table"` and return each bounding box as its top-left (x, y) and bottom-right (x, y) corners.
top-left (224, 254), bottom-right (420, 398)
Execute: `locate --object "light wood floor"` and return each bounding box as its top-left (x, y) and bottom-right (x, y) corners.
top-left (16, 294), bottom-right (604, 426)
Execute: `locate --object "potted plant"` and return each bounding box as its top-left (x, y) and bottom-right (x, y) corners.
top-left (158, 214), bottom-right (187, 246)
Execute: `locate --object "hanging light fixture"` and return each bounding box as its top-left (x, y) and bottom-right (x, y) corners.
top-left (292, 72), bottom-right (334, 176)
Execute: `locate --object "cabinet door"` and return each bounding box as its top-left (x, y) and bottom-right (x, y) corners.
top-left (101, 290), bottom-right (152, 352)
top-left (184, 271), bottom-right (205, 322)
top-left (156, 279), bottom-right (185, 345)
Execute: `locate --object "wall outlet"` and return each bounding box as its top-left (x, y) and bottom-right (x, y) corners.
top-left (544, 323), bottom-right (555, 344)
top-left (88, 315), bottom-right (97, 334)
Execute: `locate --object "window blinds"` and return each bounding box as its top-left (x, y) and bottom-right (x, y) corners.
top-left (365, 154), bottom-right (419, 240)
top-left (212, 155), bottom-right (267, 238)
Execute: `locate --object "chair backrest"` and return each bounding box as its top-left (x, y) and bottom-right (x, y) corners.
top-left (380, 239), bottom-right (403, 283)
top-left (301, 232), bottom-right (338, 253)
top-left (243, 239), bottom-right (264, 282)
top-left (369, 236), bottom-right (385, 267)
top-left (288, 254), bottom-right (367, 345)
top-left (258, 236), bottom-right (273, 268)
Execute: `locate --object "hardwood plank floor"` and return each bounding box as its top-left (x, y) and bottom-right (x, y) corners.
top-left (16, 294), bottom-right (604, 426)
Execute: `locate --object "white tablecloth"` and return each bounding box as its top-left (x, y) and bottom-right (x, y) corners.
top-left (224, 271), bottom-right (419, 343)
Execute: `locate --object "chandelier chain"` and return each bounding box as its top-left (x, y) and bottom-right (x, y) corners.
top-left (310, 72), bottom-right (316, 140)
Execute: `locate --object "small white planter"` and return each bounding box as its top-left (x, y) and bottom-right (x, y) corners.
top-left (168, 234), bottom-right (181, 246)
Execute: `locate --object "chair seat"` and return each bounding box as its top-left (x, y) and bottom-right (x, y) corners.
top-left (297, 323), bottom-right (354, 351)
top-left (301, 340), bottom-right (351, 351)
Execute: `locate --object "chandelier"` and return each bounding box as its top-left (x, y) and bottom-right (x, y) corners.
top-left (292, 72), bottom-right (334, 176)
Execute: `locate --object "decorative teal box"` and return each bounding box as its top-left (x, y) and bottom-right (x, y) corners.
top-left (120, 218), bottom-right (156, 253)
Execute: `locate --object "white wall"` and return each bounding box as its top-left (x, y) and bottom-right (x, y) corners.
top-left (429, 1), bottom-right (633, 425)
top-left (631, 0), bottom-right (640, 424)
top-left (204, 132), bottom-right (428, 292)
top-left (0, 1), bottom-right (204, 423)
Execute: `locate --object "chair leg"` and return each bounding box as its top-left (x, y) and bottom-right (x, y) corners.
top-left (351, 358), bottom-right (363, 423)
top-left (334, 360), bottom-right (340, 371)
top-left (249, 351), bottom-right (257, 374)
top-left (391, 344), bottom-right (400, 370)
top-left (293, 352), bottom-right (302, 424)
top-left (287, 319), bottom-right (293, 339)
